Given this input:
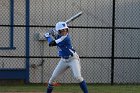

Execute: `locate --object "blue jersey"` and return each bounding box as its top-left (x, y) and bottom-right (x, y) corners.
top-left (56, 34), bottom-right (75, 58)
top-left (45, 33), bottom-right (75, 59)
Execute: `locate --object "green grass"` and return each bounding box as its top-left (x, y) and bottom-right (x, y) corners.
top-left (0, 84), bottom-right (140, 93)
top-left (93, 85), bottom-right (140, 93)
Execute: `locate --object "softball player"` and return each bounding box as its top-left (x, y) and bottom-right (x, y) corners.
top-left (44, 22), bottom-right (88, 93)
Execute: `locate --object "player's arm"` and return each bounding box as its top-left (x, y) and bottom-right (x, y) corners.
top-left (49, 35), bottom-right (67, 47)
top-left (44, 32), bottom-right (68, 47)
top-left (48, 28), bottom-right (58, 39)
top-left (54, 35), bottom-right (69, 46)
top-left (55, 35), bottom-right (67, 43)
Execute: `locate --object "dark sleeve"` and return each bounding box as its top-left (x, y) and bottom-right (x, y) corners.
top-left (49, 40), bottom-right (57, 47)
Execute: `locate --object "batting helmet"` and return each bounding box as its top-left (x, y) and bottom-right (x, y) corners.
top-left (55, 22), bottom-right (69, 31)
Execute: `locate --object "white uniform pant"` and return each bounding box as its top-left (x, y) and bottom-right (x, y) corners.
top-left (49, 53), bottom-right (83, 84)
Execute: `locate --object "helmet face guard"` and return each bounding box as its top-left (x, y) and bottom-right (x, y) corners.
top-left (55, 22), bottom-right (69, 31)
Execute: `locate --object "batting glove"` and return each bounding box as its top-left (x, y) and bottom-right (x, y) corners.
top-left (44, 32), bottom-right (50, 38)
top-left (48, 29), bottom-right (58, 36)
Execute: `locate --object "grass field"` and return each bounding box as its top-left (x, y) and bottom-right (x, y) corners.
top-left (0, 84), bottom-right (140, 93)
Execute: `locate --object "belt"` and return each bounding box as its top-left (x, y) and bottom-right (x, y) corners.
top-left (62, 54), bottom-right (73, 59)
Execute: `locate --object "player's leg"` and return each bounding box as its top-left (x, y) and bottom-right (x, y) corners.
top-left (79, 80), bottom-right (88, 93)
top-left (46, 84), bottom-right (54, 93)
top-left (69, 59), bottom-right (88, 93)
top-left (46, 58), bottom-right (68, 93)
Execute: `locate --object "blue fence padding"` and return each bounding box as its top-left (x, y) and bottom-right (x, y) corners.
top-left (0, 69), bottom-right (26, 79)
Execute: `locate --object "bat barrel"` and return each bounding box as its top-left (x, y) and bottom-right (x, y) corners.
top-left (65, 11), bottom-right (83, 24)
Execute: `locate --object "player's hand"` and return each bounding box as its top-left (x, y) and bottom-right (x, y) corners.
top-left (48, 29), bottom-right (58, 36)
top-left (44, 33), bottom-right (50, 38)
top-left (49, 40), bottom-right (57, 47)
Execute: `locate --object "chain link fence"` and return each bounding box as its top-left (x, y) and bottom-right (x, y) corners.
top-left (0, 0), bottom-right (140, 85)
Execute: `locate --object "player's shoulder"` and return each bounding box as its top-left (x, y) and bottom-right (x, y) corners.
top-left (55, 34), bottom-right (71, 43)
top-left (65, 34), bottom-right (71, 40)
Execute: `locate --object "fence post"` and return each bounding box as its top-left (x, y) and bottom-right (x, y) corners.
top-left (25, 0), bottom-right (30, 83)
top-left (10, 0), bottom-right (14, 48)
top-left (111, 0), bottom-right (116, 85)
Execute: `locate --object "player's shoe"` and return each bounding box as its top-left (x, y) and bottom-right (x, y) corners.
top-left (52, 82), bottom-right (61, 86)
top-left (45, 82), bottom-right (61, 87)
